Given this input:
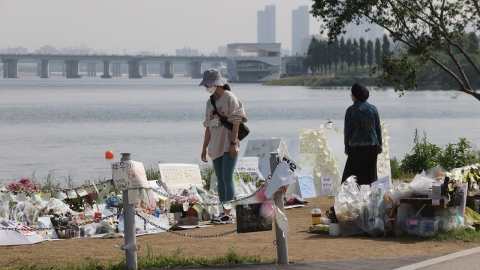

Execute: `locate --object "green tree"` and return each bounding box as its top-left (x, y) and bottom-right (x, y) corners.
top-left (382, 34), bottom-right (390, 59)
top-left (359, 37), bottom-right (366, 73)
top-left (326, 41), bottom-right (333, 75)
top-left (345, 38), bottom-right (353, 73)
top-left (374, 38), bottom-right (381, 73)
top-left (319, 40), bottom-right (326, 76)
top-left (366, 40), bottom-right (374, 70)
top-left (339, 36), bottom-right (346, 74)
top-left (352, 38), bottom-right (360, 73)
top-left (332, 39), bottom-right (340, 74)
top-left (302, 55), bottom-right (315, 76)
top-left (307, 37), bottom-right (319, 75)
top-left (310, 0), bottom-right (480, 101)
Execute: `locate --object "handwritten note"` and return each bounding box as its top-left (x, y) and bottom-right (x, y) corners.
top-left (111, 160), bottom-right (149, 191)
top-left (243, 139), bottom-right (282, 179)
top-left (320, 174), bottom-right (334, 196)
top-left (298, 175), bottom-right (316, 198)
top-left (235, 157), bottom-right (260, 173)
top-left (159, 163), bottom-right (203, 193)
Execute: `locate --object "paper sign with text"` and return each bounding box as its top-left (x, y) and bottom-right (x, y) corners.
top-left (243, 139), bottom-right (282, 179)
top-left (159, 163), bottom-right (203, 194)
top-left (298, 175), bottom-right (316, 198)
top-left (235, 157), bottom-right (260, 174)
top-left (319, 174), bottom-right (334, 196)
top-left (112, 160), bottom-right (149, 191)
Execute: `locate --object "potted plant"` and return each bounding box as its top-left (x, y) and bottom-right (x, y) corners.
top-left (327, 206), bottom-right (340, 236)
top-left (169, 199), bottom-right (185, 221)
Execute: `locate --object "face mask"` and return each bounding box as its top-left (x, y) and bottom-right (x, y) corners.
top-left (206, 86), bottom-right (216, 95)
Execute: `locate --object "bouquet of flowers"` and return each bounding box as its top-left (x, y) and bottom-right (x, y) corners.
top-left (64, 191), bottom-right (98, 212)
top-left (326, 206), bottom-right (338, 223)
top-left (7, 178), bottom-right (38, 194)
top-left (170, 199), bottom-right (185, 213)
top-left (48, 209), bottom-right (72, 229)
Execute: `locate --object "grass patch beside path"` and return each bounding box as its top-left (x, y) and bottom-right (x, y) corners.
top-left (12, 246), bottom-right (276, 270)
top-left (432, 229), bottom-right (480, 243)
top-left (394, 229), bottom-right (480, 243)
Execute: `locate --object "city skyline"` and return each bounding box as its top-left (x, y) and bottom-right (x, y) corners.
top-left (0, 0), bottom-right (322, 56)
top-left (292, 6), bottom-right (309, 56)
top-left (257, 5), bottom-right (276, 43)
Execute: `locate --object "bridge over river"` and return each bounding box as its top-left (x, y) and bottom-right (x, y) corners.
top-left (0, 54), bottom-right (227, 79)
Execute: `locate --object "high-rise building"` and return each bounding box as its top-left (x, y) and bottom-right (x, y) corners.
top-left (292, 5), bottom-right (309, 56)
top-left (257, 5), bottom-right (276, 43)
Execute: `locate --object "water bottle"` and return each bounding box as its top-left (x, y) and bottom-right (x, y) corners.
top-left (311, 205), bottom-right (322, 225)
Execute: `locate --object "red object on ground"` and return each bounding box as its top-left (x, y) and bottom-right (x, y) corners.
top-left (105, 150), bottom-right (114, 159)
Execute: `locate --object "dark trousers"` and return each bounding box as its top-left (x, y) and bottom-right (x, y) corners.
top-left (341, 145), bottom-right (379, 186)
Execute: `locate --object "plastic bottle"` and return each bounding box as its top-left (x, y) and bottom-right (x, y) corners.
top-left (311, 205), bottom-right (322, 225)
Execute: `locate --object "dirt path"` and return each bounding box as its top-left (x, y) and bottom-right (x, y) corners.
top-left (0, 197), bottom-right (477, 269)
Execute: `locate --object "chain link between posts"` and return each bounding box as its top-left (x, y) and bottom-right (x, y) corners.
top-left (135, 212), bottom-right (237, 238)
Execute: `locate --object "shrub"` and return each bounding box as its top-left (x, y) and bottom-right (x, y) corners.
top-left (400, 129), bottom-right (442, 173)
top-left (390, 157), bottom-right (404, 180)
top-left (398, 130), bottom-right (480, 175)
top-left (437, 138), bottom-right (480, 171)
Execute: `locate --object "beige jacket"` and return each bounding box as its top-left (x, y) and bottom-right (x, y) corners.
top-left (203, 91), bottom-right (248, 160)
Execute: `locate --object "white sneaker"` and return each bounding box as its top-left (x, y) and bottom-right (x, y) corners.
top-left (211, 213), bottom-right (234, 224)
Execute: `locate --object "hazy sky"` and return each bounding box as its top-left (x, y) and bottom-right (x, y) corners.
top-left (0, 0), bottom-right (322, 55)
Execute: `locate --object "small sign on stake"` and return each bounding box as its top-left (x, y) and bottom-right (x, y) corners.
top-left (111, 160), bottom-right (149, 191)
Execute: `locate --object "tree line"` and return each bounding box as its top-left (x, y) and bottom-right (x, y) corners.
top-left (303, 34), bottom-right (391, 76)
top-left (303, 32), bottom-right (480, 90)
top-left (310, 0), bottom-right (480, 101)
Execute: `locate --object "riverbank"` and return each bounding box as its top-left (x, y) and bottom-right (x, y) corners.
top-left (263, 76), bottom-right (376, 87)
top-left (1, 196), bottom-right (478, 269)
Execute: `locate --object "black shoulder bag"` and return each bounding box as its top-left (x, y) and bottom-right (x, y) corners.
top-left (210, 95), bottom-right (250, 141)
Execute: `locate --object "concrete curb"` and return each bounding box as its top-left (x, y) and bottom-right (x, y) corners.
top-left (395, 245), bottom-right (480, 270)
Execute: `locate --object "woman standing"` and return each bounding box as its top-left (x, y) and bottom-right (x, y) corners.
top-left (200, 69), bottom-right (248, 224)
top-left (342, 83), bottom-right (382, 185)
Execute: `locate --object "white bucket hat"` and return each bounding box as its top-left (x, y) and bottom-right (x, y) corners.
top-left (198, 68), bottom-right (226, 86)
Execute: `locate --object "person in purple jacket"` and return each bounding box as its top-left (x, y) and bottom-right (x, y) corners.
top-left (342, 83), bottom-right (383, 185)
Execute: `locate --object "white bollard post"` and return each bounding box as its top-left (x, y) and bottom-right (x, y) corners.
top-left (120, 153), bottom-right (138, 270)
top-left (269, 151), bottom-right (289, 265)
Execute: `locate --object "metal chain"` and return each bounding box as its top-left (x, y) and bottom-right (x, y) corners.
top-left (154, 177), bottom-right (269, 206)
top-left (135, 212), bottom-right (237, 238)
top-left (0, 214), bottom-right (117, 232)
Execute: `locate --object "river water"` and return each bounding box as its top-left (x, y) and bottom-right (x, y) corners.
top-left (1, 76), bottom-right (479, 185)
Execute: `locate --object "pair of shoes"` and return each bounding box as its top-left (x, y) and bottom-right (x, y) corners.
top-left (211, 213), bottom-right (234, 224)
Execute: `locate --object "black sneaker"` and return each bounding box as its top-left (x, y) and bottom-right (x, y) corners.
top-left (211, 213), bottom-right (234, 224)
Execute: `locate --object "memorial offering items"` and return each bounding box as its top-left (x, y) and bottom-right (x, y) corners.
top-left (311, 205), bottom-right (322, 225)
top-left (236, 203), bottom-right (272, 233)
top-left (326, 206), bottom-right (338, 224)
top-left (334, 176), bottom-right (386, 236)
